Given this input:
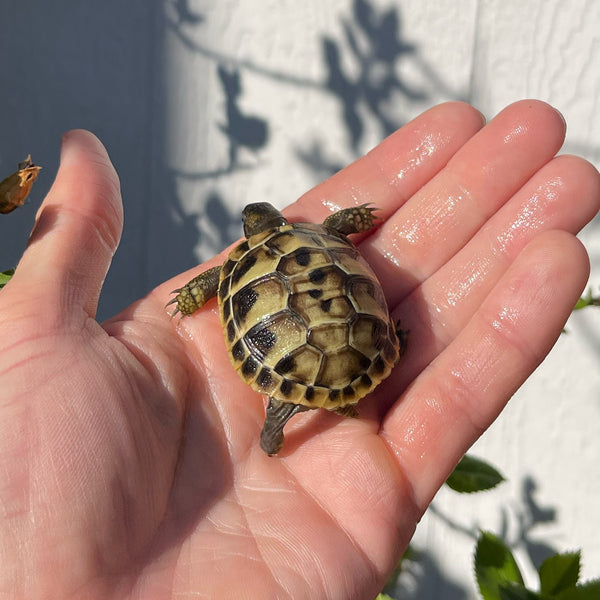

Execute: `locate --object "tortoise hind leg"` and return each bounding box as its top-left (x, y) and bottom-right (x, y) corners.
top-left (168, 265), bottom-right (221, 317)
top-left (395, 319), bottom-right (409, 358)
top-left (260, 397), bottom-right (308, 456)
top-left (323, 204), bottom-right (378, 235)
top-left (333, 404), bottom-right (359, 418)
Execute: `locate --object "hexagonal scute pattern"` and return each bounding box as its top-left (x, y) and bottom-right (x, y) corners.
top-left (219, 221), bottom-right (399, 410)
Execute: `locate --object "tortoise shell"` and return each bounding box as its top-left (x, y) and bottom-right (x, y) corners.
top-left (217, 220), bottom-right (400, 410)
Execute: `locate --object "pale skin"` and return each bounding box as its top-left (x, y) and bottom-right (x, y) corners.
top-left (0, 101), bottom-right (598, 599)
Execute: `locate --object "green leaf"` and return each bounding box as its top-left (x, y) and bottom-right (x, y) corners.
top-left (539, 551), bottom-right (580, 595)
top-left (556, 579), bottom-right (600, 600)
top-left (0, 269), bottom-right (14, 289)
top-left (446, 455), bottom-right (505, 493)
top-left (498, 581), bottom-right (546, 600)
top-left (375, 594), bottom-right (396, 600)
top-left (572, 288), bottom-right (600, 310)
top-left (475, 532), bottom-right (524, 600)
top-left (573, 289), bottom-right (592, 310)
top-left (381, 556), bottom-right (404, 593)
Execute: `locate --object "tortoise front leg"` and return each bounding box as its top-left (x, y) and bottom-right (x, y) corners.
top-left (323, 204), bottom-right (377, 235)
top-left (260, 397), bottom-right (308, 456)
top-left (168, 265), bottom-right (221, 317)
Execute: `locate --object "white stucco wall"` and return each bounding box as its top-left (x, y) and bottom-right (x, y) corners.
top-left (1, 1), bottom-right (599, 598)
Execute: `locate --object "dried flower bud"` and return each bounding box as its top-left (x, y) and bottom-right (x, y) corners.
top-left (0, 155), bottom-right (42, 214)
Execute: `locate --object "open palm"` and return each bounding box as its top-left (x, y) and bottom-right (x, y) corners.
top-left (0, 101), bottom-right (597, 599)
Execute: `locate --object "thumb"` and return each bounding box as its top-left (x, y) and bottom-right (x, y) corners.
top-left (10, 130), bottom-right (123, 321)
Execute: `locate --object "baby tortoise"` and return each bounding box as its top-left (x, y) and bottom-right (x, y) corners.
top-left (169, 202), bottom-right (405, 455)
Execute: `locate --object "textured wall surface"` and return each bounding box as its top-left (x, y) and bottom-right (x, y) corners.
top-left (1, 1), bottom-right (599, 597)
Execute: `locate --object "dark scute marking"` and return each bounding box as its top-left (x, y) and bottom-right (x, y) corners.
top-left (343, 385), bottom-right (355, 397)
top-left (320, 298), bottom-right (332, 312)
top-left (308, 288), bottom-right (323, 299)
top-left (275, 355), bottom-right (296, 375)
top-left (222, 299), bottom-right (231, 322)
top-left (231, 254), bottom-right (258, 284)
top-left (373, 356), bottom-right (386, 374)
top-left (234, 287), bottom-right (258, 320)
top-left (237, 240), bottom-right (250, 254)
top-left (304, 386), bottom-right (315, 401)
top-left (219, 276), bottom-right (230, 300)
top-left (257, 368), bottom-right (273, 388)
top-left (360, 374), bottom-right (372, 388)
top-left (308, 268), bottom-right (326, 283)
top-left (222, 259), bottom-right (236, 277)
top-left (242, 356), bottom-right (258, 377)
top-left (329, 389), bottom-right (340, 401)
top-left (280, 379), bottom-right (294, 397)
top-left (310, 235), bottom-right (326, 247)
top-left (246, 324), bottom-right (277, 356)
top-left (266, 231), bottom-right (293, 254)
top-left (226, 320), bottom-right (236, 343)
top-left (232, 340), bottom-right (245, 361)
top-left (359, 353), bottom-right (371, 370)
top-left (351, 277), bottom-right (376, 298)
top-left (295, 249), bottom-right (311, 266)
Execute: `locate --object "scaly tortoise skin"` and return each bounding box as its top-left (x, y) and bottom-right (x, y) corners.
top-left (169, 202), bottom-right (405, 455)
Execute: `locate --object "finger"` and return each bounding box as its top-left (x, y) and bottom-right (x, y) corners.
top-left (14, 130), bottom-right (122, 320)
top-left (393, 154), bottom-right (600, 388)
top-left (286, 102), bottom-right (485, 224)
top-left (361, 100), bottom-right (567, 304)
top-left (380, 230), bottom-right (589, 511)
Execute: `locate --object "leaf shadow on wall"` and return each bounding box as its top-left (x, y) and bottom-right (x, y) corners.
top-left (324, 0), bottom-right (426, 152)
top-left (163, 0), bottom-right (451, 269)
top-left (296, 0), bottom-right (457, 181)
top-left (159, 63), bottom-right (268, 277)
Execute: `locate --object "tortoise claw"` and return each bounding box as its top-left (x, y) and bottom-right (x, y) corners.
top-left (323, 204), bottom-right (380, 235)
top-left (166, 295), bottom-right (181, 319)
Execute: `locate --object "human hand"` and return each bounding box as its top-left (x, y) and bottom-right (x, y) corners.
top-left (0, 101), bottom-right (597, 599)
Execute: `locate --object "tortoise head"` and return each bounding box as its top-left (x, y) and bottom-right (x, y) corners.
top-left (242, 202), bottom-right (288, 238)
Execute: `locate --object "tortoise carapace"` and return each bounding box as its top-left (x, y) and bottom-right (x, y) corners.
top-left (169, 202), bottom-right (405, 455)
